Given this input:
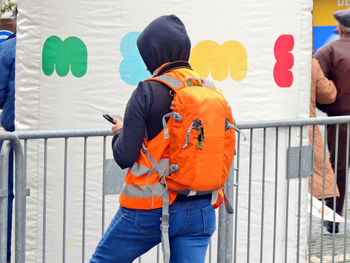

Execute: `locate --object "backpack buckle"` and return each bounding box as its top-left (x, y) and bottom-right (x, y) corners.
top-left (160, 214), bottom-right (170, 230)
top-left (173, 112), bottom-right (183, 122)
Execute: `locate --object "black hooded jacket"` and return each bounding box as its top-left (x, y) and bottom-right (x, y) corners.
top-left (112, 15), bottom-right (192, 169)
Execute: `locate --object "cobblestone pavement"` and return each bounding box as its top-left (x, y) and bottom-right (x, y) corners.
top-left (310, 197), bottom-right (350, 263)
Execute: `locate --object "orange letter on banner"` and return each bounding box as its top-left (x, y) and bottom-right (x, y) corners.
top-left (190, 40), bottom-right (247, 82)
top-left (273, 35), bottom-right (294, 88)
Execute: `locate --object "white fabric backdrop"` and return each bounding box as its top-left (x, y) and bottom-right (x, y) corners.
top-left (15, 0), bottom-right (313, 262)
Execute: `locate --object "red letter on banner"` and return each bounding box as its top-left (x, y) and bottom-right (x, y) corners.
top-left (273, 35), bottom-right (294, 88)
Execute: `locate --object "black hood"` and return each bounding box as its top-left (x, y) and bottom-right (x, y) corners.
top-left (137, 15), bottom-right (191, 75)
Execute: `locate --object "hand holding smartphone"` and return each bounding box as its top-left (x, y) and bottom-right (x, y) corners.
top-left (103, 114), bottom-right (124, 135)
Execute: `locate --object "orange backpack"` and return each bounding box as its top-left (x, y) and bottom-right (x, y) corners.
top-left (148, 74), bottom-right (236, 263)
top-left (147, 74), bottom-right (236, 263)
top-left (150, 75), bottom-right (236, 195)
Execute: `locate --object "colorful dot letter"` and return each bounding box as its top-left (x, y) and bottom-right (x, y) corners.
top-left (273, 35), bottom-right (294, 88)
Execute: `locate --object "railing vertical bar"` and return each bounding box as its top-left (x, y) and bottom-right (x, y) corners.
top-left (157, 244), bottom-right (160, 263)
top-left (218, 197), bottom-right (226, 263)
top-left (233, 132), bottom-right (241, 263)
top-left (272, 127), bottom-right (279, 263)
top-left (332, 124), bottom-right (339, 262)
top-left (102, 136), bottom-right (106, 234)
top-left (209, 239), bottom-right (212, 263)
top-left (8, 135), bottom-right (26, 263)
top-left (0, 142), bottom-right (11, 263)
top-left (284, 127), bottom-right (291, 263)
top-left (343, 123), bottom-right (349, 262)
top-left (320, 124), bottom-right (327, 263)
top-left (296, 126), bottom-right (303, 263)
top-left (23, 139), bottom-right (28, 262)
top-left (259, 128), bottom-right (266, 263)
top-left (247, 129), bottom-right (253, 263)
top-left (42, 139), bottom-right (48, 263)
top-left (82, 137), bottom-right (88, 263)
top-left (225, 159), bottom-right (235, 263)
top-left (62, 137), bottom-right (68, 263)
top-left (308, 125), bottom-right (315, 263)
top-left (24, 139), bottom-right (28, 198)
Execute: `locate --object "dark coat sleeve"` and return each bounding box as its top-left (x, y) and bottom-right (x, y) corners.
top-left (112, 81), bottom-right (151, 169)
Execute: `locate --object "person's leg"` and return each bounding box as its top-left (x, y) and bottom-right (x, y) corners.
top-left (169, 197), bottom-right (216, 263)
top-left (326, 124), bottom-right (348, 215)
top-left (89, 206), bottom-right (162, 263)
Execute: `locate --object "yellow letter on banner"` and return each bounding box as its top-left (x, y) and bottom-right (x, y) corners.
top-left (190, 40), bottom-right (247, 82)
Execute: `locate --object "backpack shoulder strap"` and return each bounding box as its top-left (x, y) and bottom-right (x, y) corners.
top-left (184, 76), bottom-right (215, 89)
top-left (147, 75), bottom-right (215, 91)
top-left (146, 75), bottom-right (184, 92)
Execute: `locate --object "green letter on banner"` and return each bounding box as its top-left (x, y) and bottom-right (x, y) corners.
top-left (42, 36), bottom-right (87, 77)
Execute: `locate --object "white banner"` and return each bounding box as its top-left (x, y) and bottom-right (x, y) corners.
top-left (15, 0), bottom-right (313, 262)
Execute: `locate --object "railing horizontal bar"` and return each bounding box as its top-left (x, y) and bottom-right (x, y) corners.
top-left (6, 129), bottom-right (112, 140)
top-left (236, 116), bottom-right (350, 129)
top-left (0, 116), bottom-right (348, 140)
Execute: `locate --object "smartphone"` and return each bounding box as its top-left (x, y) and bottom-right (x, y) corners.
top-left (103, 114), bottom-right (116, 124)
top-left (103, 114), bottom-right (124, 124)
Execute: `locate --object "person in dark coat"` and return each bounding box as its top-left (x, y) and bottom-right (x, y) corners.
top-left (314, 9), bottom-right (350, 233)
top-left (89, 15), bottom-right (216, 263)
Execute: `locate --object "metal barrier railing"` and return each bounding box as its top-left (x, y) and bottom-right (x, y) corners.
top-left (0, 133), bottom-right (26, 263)
top-left (0, 129), bottom-right (113, 263)
top-left (233, 115), bottom-right (350, 263)
top-left (0, 116), bottom-right (350, 263)
top-left (17, 129), bottom-right (114, 263)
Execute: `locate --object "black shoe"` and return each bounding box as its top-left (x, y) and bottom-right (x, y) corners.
top-left (323, 221), bottom-right (339, 233)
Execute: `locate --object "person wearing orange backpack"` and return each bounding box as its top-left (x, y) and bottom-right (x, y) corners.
top-left (89, 14), bottom-right (235, 263)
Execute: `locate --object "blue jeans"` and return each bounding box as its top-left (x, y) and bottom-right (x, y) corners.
top-left (89, 197), bottom-right (216, 263)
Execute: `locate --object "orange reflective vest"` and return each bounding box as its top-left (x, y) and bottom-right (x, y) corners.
top-left (119, 67), bottom-right (229, 209)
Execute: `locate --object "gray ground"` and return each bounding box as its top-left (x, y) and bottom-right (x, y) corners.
top-left (310, 195), bottom-right (350, 262)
